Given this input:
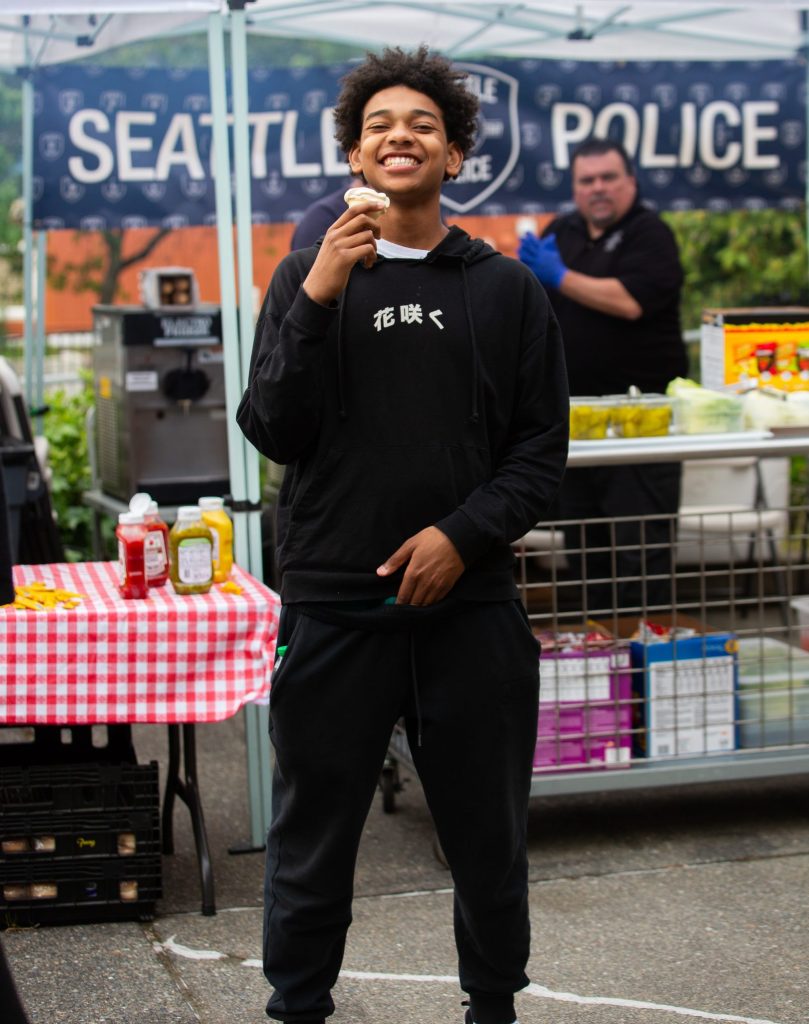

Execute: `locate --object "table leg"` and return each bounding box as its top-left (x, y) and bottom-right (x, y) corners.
top-left (162, 723), bottom-right (216, 916)
top-left (162, 724), bottom-right (180, 856)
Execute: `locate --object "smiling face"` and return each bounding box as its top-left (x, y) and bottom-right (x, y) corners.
top-left (572, 150), bottom-right (637, 236)
top-left (348, 85), bottom-right (463, 203)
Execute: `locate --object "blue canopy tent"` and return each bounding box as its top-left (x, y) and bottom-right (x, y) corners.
top-left (3, 1), bottom-right (809, 847)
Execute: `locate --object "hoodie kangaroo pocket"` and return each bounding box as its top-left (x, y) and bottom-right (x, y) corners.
top-left (284, 443), bottom-right (490, 570)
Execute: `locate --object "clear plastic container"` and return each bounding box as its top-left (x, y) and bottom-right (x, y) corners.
top-left (609, 392), bottom-right (673, 437)
top-left (673, 389), bottom-right (744, 434)
top-left (569, 397), bottom-right (612, 440)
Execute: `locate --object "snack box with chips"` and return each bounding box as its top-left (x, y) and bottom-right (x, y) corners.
top-left (533, 626), bottom-right (633, 773)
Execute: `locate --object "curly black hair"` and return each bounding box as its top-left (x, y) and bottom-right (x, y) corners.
top-left (333, 46), bottom-right (479, 159)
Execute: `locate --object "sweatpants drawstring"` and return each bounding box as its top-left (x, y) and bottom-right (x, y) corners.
top-left (409, 630), bottom-right (422, 747)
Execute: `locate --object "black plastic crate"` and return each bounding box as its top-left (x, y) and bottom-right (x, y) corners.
top-left (0, 854), bottom-right (161, 926)
top-left (0, 761), bottom-right (162, 926)
top-left (0, 808), bottom-right (159, 862)
top-left (0, 761), bottom-right (159, 816)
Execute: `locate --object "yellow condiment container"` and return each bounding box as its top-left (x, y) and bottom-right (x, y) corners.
top-left (609, 393), bottom-right (672, 437)
top-left (569, 397), bottom-right (612, 439)
top-left (169, 506), bottom-right (214, 595)
top-left (199, 496), bottom-right (234, 583)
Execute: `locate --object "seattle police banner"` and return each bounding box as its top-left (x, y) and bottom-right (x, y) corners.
top-left (33, 59), bottom-right (806, 231)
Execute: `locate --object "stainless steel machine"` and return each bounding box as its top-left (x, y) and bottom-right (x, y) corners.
top-left (92, 301), bottom-right (230, 504)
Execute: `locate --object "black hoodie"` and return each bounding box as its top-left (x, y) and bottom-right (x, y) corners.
top-left (237, 225), bottom-right (569, 604)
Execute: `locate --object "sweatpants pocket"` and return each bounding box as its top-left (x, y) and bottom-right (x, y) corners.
top-left (269, 608), bottom-right (305, 708)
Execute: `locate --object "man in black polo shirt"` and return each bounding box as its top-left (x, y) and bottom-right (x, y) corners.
top-left (519, 137), bottom-right (687, 615)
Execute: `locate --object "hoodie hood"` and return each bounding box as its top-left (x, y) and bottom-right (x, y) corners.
top-left (422, 225), bottom-right (498, 266)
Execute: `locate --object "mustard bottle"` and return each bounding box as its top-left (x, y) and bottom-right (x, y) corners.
top-left (169, 506), bottom-right (214, 595)
top-left (198, 496), bottom-right (234, 583)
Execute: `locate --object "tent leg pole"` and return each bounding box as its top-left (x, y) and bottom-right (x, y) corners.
top-left (208, 8), bottom-right (271, 849)
top-left (230, 5), bottom-right (272, 848)
top-left (22, 70), bottom-right (35, 409)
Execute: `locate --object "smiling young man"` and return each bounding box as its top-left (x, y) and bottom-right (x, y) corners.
top-left (237, 47), bottom-right (569, 1024)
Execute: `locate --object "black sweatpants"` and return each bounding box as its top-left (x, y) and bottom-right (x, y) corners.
top-left (263, 599), bottom-right (540, 1024)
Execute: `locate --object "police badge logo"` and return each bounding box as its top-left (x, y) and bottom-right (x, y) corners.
top-left (100, 90), bottom-right (127, 114)
top-left (142, 182), bottom-right (167, 202)
top-left (59, 177), bottom-right (85, 203)
top-left (142, 92), bottom-right (169, 114)
top-left (58, 89), bottom-right (83, 116)
top-left (39, 133), bottom-right (64, 161)
top-left (441, 62), bottom-right (520, 216)
top-left (181, 177), bottom-right (208, 200)
top-left (101, 181), bottom-right (127, 203)
top-left (302, 178), bottom-right (328, 198)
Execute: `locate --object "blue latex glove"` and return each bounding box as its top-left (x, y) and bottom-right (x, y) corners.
top-left (517, 232), bottom-right (568, 290)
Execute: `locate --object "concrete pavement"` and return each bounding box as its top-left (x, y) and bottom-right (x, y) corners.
top-left (4, 714), bottom-right (809, 1024)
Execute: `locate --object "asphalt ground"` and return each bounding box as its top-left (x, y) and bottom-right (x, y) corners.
top-left (3, 713), bottom-right (809, 1024)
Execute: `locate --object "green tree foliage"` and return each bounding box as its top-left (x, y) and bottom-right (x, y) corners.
top-left (0, 72), bottom-right (23, 329)
top-left (664, 207), bottom-right (809, 331)
top-left (42, 373), bottom-right (114, 561)
top-left (48, 227), bottom-right (170, 305)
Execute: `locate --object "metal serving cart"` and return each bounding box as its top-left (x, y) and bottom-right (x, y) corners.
top-left (382, 429), bottom-right (809, 813)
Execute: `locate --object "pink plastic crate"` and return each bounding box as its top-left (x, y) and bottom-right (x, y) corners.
top-left (533, 633), bottom-right (633, 773)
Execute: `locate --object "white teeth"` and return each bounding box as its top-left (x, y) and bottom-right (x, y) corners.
top-left (383, 156), bottom-right (418, 167)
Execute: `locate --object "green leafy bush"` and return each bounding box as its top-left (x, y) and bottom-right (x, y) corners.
top-left (664, 208), bottom-right (808, 332)
top-left (42, 373), bottom-right (113, 561)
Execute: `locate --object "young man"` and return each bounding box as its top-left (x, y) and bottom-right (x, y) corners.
top-left (237, 47), bottom-right (569, 1024)
top-left (519, 138), bottom-right (686, 614)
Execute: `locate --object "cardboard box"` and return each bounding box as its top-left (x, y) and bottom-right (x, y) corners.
top-left (613, 616), bottom-right (738, 758)
top-left (700, 307), bottom-right (809, 392)
top-left (534, 628), bottom-right (633, 773)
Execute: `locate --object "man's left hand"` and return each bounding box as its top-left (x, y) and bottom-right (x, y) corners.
top-left (376, 527), bottom-right (464, 606)
top-left (518, 232), bottom-right (568, 290)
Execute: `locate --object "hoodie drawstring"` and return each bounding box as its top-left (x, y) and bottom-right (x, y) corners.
top-left (460, 262), bottom-right (480, 424)
top-left (409, 630), bottom-right (423, 747)
top-left (336, 282), bottom-right (349, 420)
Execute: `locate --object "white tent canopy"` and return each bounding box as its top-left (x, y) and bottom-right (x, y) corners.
top-left (2, 2), bottom-right (809, 69)
top-left (3, 1), bottom-right (809, 846)
top-left (245, 0), bottom-right (809, 62)
top-left (0, 2), bottom-right (218, 69)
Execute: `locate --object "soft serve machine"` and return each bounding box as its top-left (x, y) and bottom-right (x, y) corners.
top-left (92, 268), bottom-right (230, 504)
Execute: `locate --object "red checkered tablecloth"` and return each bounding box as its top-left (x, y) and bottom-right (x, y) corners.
top-left (0, 562), bottom-right (280, 725)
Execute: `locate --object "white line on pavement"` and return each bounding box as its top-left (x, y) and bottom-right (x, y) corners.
top-left (165, 944), bottom-right (785, 1024)
top-left (524, 982), bottom-right (783, 1024)
top-left (155, 935), bottom-right (228, 960)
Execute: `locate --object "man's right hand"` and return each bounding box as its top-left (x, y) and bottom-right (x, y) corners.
top-left (302, 201), bottom-right (385, 306)
top-left (518, 232), bottom-right (568, 291)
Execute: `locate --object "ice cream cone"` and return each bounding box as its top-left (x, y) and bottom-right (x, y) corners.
top-left (344, 186), bottom-right (390, 219)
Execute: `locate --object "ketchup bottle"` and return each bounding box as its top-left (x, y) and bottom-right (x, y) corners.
top-left (116, 511), bottom-right (149, 599)
top-left (144, 500), bottom-right (170, 587)
top-left (129, 493), bottom-right (169, 588)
